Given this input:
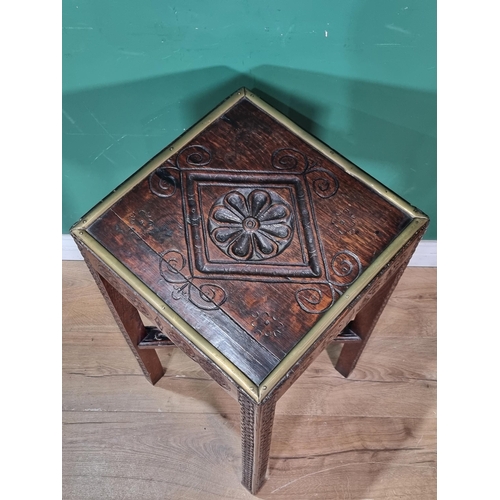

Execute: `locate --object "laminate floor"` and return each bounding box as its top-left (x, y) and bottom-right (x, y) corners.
top-left (62, 262), bottom-right (436, 499)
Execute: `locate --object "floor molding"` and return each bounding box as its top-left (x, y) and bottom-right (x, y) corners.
top-left (62, 234), bottom-right (436, 267)
top-left (62, 234), bottom-right (84, 261)
top-left (407, 240), bottom-right (437, 267)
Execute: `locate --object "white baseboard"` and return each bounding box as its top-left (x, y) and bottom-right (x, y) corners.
top-left (62, 234), bottom-right (84, 260)
top-left (408, 240), bottom-right (437, 267)
top-left (62, 234), bottom-right (436, 267)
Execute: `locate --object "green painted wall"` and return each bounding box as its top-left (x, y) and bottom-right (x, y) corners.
top-left (63, 0), bottom-right (436, 239)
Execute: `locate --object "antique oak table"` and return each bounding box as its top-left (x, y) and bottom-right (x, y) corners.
top-left (71, 88), bottom-right (429, 495)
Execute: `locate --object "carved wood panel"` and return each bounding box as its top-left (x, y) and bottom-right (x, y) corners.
top-left (78, 243), bottom-right (240, 400)
top-left (86, 96), bottom-right (415, 376)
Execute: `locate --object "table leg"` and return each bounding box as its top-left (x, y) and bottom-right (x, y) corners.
top-left (335, 262), bottom-right (408, 378)
top-left (86, 264), bottom-right (165, 385)
top-left (238, 391), bottom-right (276, 494)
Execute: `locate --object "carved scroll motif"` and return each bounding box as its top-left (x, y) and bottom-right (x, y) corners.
top-left (149, 166), bottom-right (178, 198)
top-left (150, 144), bottom-right (212, 198)
top-left (305, 168), bottom-right (339, 199)
top-left (271, 148), bottom-right (308, 173)
top-left (177, 144), bottom-right (212, 168)
top-left (271, 147), bottom-right (339, 199)
top-left (150, 143), bottom-right (360, 316)
top-left (159, 250), bottom-right (227, 310)
top-left (295, 283), bottom-right (336, 314)
top-left (331, 250), bottom-right (362, 287)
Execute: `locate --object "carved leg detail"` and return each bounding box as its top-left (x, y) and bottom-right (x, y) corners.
top-left (85, 261), bottom-right (164, 385)
top-left (335, 260), bottom-right (410, 378)
top-left (238, 391), bottom-right (276, 494)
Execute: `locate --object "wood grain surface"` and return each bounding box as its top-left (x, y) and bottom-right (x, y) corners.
top-left (84, 95), bottom-right (417, 381)
top-left (63, 262), bottom-right (436, 499)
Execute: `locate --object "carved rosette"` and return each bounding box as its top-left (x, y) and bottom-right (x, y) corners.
top-left (208, 189), bottom-right (294, 261)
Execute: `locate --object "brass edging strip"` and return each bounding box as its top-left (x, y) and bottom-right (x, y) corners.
top-left (258, 217), bottom-right (427, 400)
top-left (71, 86), bottom-right (429, 404)
top-left (71, 229), bottom-right (260, 402)
top-left (243, 89), bottom-right (424, 220)
top-left (71, 88), bottom-right (247, 233)
top-left (244, 87), bottom-right (429, 399)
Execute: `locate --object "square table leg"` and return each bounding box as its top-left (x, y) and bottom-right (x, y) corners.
top-left (335, 258), bottom-right (411, 378)
top-left (84, 258), bottom-right (165, 385)
top-left (238, 390), bottom-right (277, 494)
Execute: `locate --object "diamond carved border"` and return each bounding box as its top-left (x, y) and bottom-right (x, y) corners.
top-left (148, 144), bottom-right (363, 313)
top-left (183, 171), bottom-right (323, 280)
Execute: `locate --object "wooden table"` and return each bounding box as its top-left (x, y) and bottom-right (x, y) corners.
top-left (71, 88), bottom-right (429, 495)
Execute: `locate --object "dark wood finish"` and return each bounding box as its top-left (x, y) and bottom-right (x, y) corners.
top-left (81, 254), bottom-right (164, 385)
top-left (139, 324), bottom-right (363, 348)
top-left (63, 262), bottom-right (436, 500)
top-left (336, 256), bottom-right (411, 378)
top-left (238, 390), bottom-right (276, 494)
top-left (137, 326), bottom-right (175, 349)
top-left (88, 209), bottom-right (280, 385)
top-left (77, 242), bottom-right (241, 401)
top-left (87, 96), bottom-right (411, 368)
top-left (259, 224), bottom-right (425, 409)
top-left (334, 325), bottom-right (362, 343)
top-left (72, 92), bottom-right (429, 495)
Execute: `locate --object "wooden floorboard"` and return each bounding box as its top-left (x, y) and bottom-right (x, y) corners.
top-left (62, 262), bottom-right (436, 499)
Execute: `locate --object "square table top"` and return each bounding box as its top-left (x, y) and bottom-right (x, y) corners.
top-left (71, 88), bottom-right (428, 402)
